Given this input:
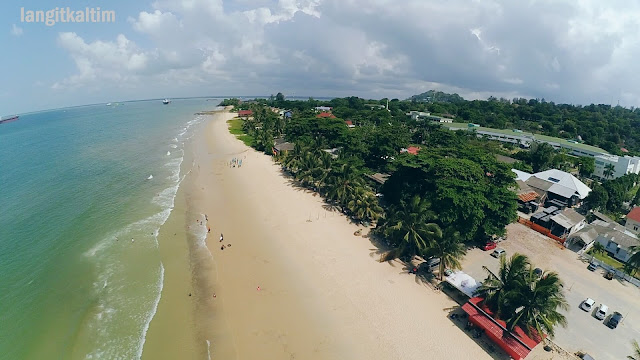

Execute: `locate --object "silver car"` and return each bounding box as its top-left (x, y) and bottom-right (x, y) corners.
top-left (491, 248), bottom-right (505, 258)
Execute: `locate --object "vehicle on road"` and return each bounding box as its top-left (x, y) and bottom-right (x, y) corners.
top-left (490, 248), bottom-right (505, 258)
top-left (482, 242), bottom-right (497, 251)
top-left (607, 311), bottom-right (623, 329)
top-left (580, 298), bottom-right (595, 312)
top-left (595, 304), bottom-right (608, 320)
top-left (587, 262), bottom-right (597, 271)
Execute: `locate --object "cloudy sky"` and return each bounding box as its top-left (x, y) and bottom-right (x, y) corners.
top-left (2, 0), bottom-right (640, 114)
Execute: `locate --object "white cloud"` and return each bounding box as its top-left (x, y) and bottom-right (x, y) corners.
top-left (49, 0), bottom-right (640, 106)
top-left (10, 24), bottom-right (23, 36)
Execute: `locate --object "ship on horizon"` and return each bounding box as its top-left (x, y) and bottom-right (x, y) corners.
top-left (0, 115), bottom-right (19, 124)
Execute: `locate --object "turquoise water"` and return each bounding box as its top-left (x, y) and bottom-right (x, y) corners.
top-left (0, 99), bottom-right (219, 359)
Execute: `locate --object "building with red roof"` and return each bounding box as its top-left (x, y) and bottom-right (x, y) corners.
top-left (461, 297), bottom-right (544, 360)
top-left (316, 112), bottom-right (336, 119)
top-left (625, 207), bottom-right (640, 233)
top-left (238, 110), bottom-right (253, 118)
top-left (345, 120), bottom-right (355, 128)
top-left (400, 146), bottom-right (421, 155)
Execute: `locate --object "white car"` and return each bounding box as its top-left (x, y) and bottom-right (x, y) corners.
top-left (491, 248), bottom-right (506, 258)
top-left (595, 304), bottom-right (608, 320)
top-left (580, 298), bottom-right (595, 312)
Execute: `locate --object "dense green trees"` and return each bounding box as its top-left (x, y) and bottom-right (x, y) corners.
top-left (476, 253), bottom-right (568, 338)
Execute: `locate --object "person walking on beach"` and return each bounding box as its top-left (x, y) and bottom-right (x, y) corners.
top-left (219, 233), bottom-right (223, 242)
top-left (208, 227), bottom-right (211, 233)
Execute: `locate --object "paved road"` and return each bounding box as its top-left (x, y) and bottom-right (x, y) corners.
top-left (460, 223), bottom-right (640, 360)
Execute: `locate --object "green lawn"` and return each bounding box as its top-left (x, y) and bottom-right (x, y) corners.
top-left (227, 119), bottom-right (254, 146)
top-left (589, 250), bottom-right (625, 269)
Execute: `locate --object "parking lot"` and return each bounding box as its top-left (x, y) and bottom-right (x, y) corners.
top-left (461, 223), bottom-right (640, 360)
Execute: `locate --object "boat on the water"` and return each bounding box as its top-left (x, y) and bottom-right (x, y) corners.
top-left (0, 115), bottom-right (19, 124)
top-left (106, 102), bottom-right (112, 106)
top-left (162, 99), bottom-right (171, 104)
top-left (147, 175), bottom-right (153, 180)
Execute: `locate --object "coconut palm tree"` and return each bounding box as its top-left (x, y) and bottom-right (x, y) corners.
top-left (282, 143), bottom-right (306, 173)
top-left (604, 163), bottom-right (615, 179)
top-left (628, 340), bottom-right (640, 360)
top-left (426, 228), bottom-right (466, 280)
top-left (627, 246), bottom-right (640, 275)
top-left (325, 163), bottom-right (362, 207)
top-left (346, 186), bottom-right (382, 223)
top-left (591, 242), bottom-right (606, 256)
top-left (504, 270), bottom-right (568, 338)
top-left (475, 253), bottom-right (531, 317)
top-left (378, 195), bottom-right (440, 261)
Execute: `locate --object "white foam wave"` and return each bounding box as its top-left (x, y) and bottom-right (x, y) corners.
top-left (137, 262), bottom-right (165, 360)
top-left (169, 144), bottom-right (178, 149)
top-left (206, 340), bottom-right (212, 360)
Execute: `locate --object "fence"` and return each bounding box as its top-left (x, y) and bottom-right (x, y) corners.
top-left (517, 217), bottom-right (566, 244)
top-left (580, 253), bottom-right (640, 288)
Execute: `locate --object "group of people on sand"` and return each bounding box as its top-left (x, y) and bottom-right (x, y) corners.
top-left (230, 156), bottom-right (245, 168)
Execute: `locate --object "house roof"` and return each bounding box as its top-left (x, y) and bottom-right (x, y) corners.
top-left (317, 112), bottom-right (336, 118)
top-left (345, 120), bottom-right (353, 126)
top-left (518, 191), bottom-right (539, 202)
top-left (550, 209), bottom-right (585, 229)
top-left (512, 169), bottom-right (532, 182)
top-left (569, 226), bottom-right (599, 246)
top-left (274, 142), bottom-right (295, 152)
top-left (626, 207), bottom-right (640, 223)
top-left (406, 146), bottom-right (420, 155)
top-left (365, 173), bottom-right (390, 184)
top-left (461, 297), bottom-right (542, 360)
top-left (593, 219), bottom-right (640, 250)
top-left (525, 169), bottom-right (591, 200)
top-left (238, 110), bottom-right (253, 116)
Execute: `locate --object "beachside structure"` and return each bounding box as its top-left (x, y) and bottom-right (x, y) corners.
top-left (365, 172), bottom-right (390, 185)
top-left (400, 146), bottom-right (421, 155)
top-left (238, 110), bottom-right (253, 118)
top-left (314, 106), bottom-right (332, 112)
top-left (513, 169), bottom-right (591, 207)
top-left (548, 208), bottom-right (586, 237)
top-left (567, 216), bottom-right (639, 259)
top-left (461, 297), bottom-right (543, 360)
top-left (345, 120), bottom-right (355, 128)
top-left (625, 207), bottom-right (640, 233)
top-left (444, 271), bottom-right (481, 298)
top-left (317, 112), bottom-right (336, 119)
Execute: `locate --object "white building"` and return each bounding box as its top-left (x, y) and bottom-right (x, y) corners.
top-left (594, 154), bottom-right (640, 179)
top-left (406, 111), bottom-right (452, 122)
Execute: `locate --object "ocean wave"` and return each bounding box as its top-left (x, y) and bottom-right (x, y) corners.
top-left (137, 262), bottom-right (164, 360)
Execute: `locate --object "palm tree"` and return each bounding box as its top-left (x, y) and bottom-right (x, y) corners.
top-left (628, 340), bottom-right (640, 360)
top-left (426, 228), bottom-right (466, 280)
top-left (282, 143), bottom-right (306, 173)
top-left (591, 242), bottom-right (606, 256)
top-left (346, 186), bottom-right (382, 223)
top-left (604, 163), bottom-right (615, 179)
top-left (378, 195), bottom-right (440, 261)
top-left (325, 163), bottom-right (362, 208)
top-left (475, 253), bottom-right (530, 317)
top-left (504, 270), bottom-right (568, 338)
top-left (627, 246), bottom-right (640, 275)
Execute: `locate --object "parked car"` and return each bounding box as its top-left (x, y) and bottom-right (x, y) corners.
top-left (587, 262), bottom-right (597, 271)
top-left (604, 271), bottom-right (614, 280)
top-left (595, 304), bottom-right (608, 320)
top-left (490, 248), bottom-right (505, 258)
top-left (482, 242), bottom-right (497, 251)
top-left (607, 311), bottom-right (623, 329)
top-left (425, 257), bottom-right (440, 271)
top-left (580, 298), bottom-right (595, 312)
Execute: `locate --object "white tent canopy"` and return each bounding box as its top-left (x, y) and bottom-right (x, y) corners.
top-left (444, 271), bottom-right (481, 298)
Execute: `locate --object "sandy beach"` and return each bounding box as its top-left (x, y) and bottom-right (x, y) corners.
top-left (186, 109), bottom-right (496, 359)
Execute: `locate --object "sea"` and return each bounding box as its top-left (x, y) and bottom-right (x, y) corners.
top-left (0, 98), bottom-right (221, 359)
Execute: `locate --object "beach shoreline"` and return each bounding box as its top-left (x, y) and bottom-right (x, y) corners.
top-left (181, 109), bottom-right (497, 359)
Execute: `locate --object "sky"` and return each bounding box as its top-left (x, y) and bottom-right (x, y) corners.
top-left (2, 0), bottom-right (640, 115)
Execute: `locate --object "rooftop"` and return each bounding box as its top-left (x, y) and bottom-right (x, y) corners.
top-left (550, 209), bottom-right (585, 229)
top-left (445, 123), bottom-right (609, 154)
top-left (626, 207), bottom-right (640, 223)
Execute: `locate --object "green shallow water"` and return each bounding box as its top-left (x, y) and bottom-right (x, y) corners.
top-left (0, 99), bottom-right (219, 359)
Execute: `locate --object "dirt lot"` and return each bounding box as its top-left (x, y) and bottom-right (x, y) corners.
top-left (461, 223), bottom-right (640, 360)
